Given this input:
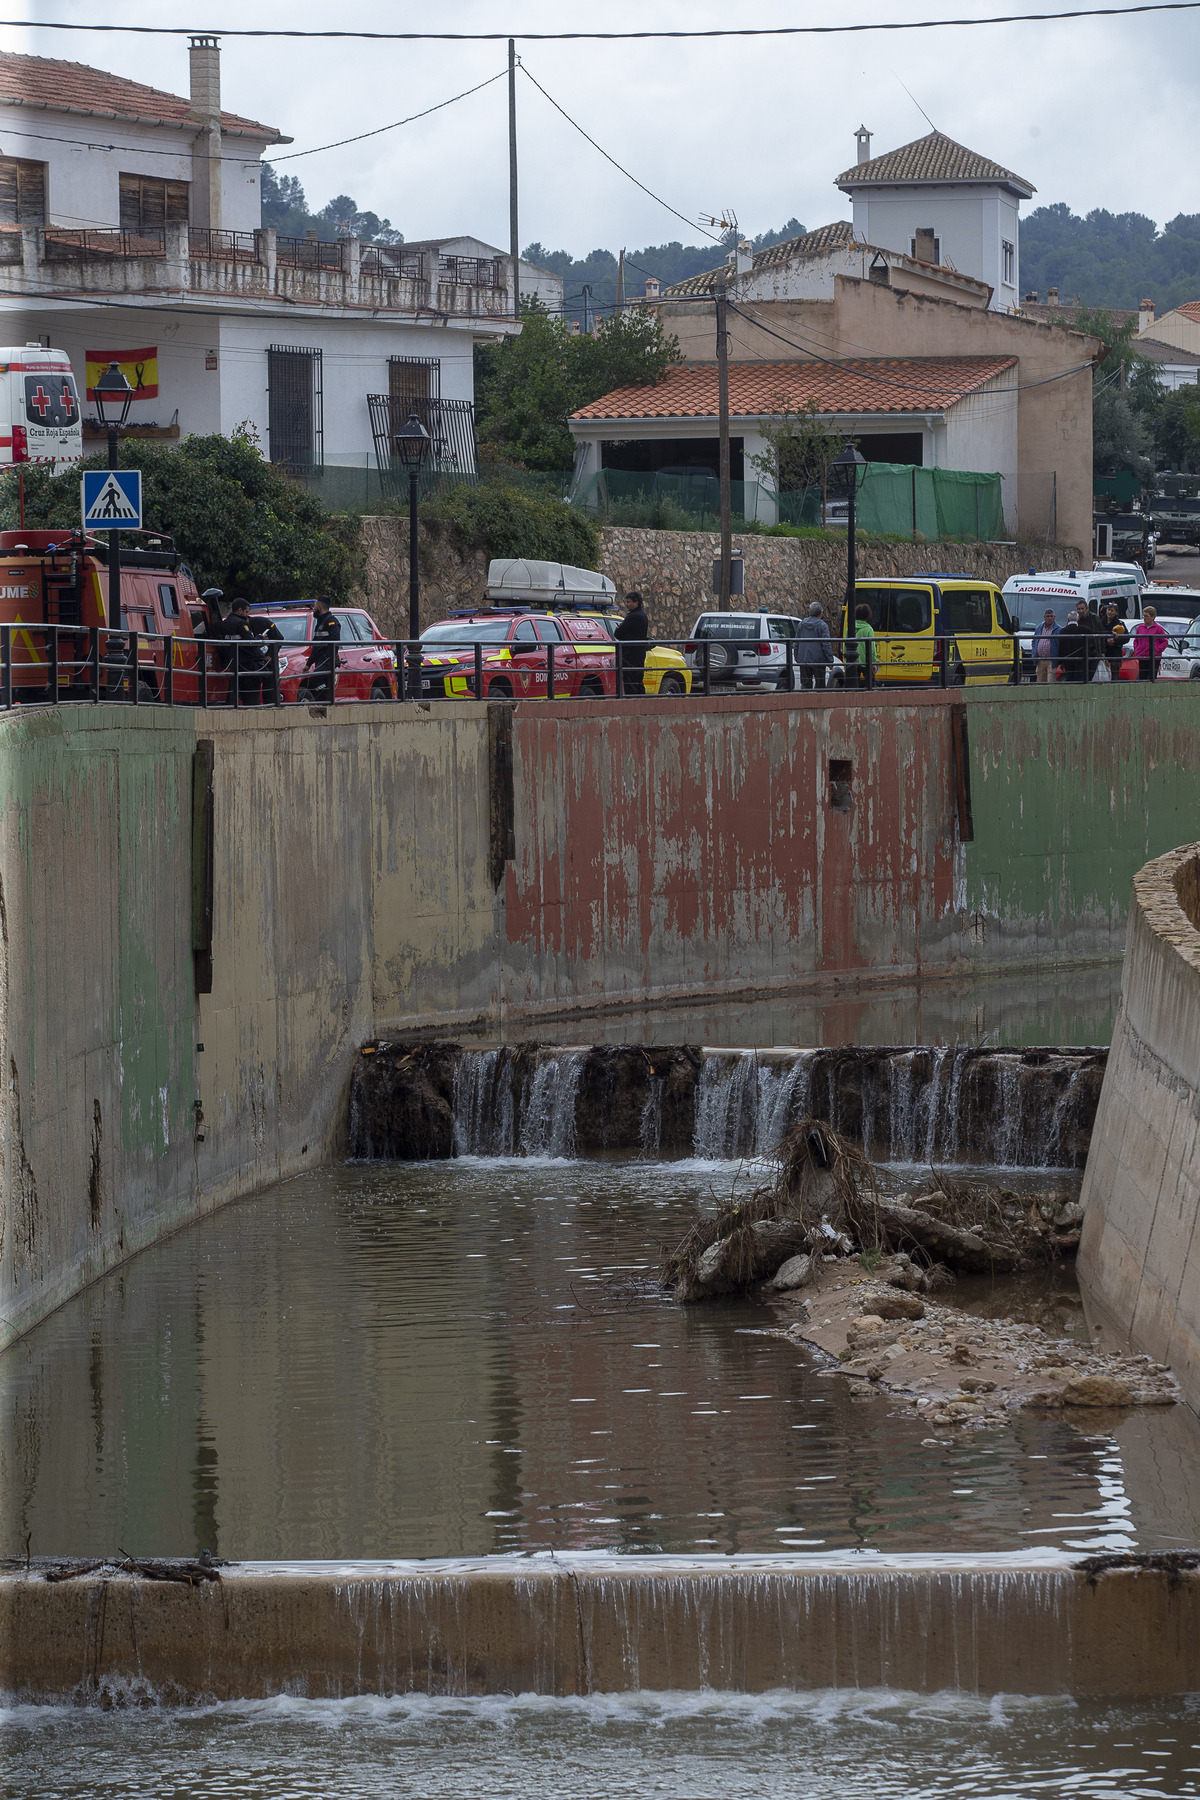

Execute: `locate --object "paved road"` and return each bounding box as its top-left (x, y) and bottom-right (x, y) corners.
top-left (1149, 545), bottom-right (1200, 586)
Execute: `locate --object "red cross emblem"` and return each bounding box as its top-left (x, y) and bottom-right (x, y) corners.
top-left (29, 385), bottom-right (51, 418)
top-left (60, 383), bottom-right (75, 416)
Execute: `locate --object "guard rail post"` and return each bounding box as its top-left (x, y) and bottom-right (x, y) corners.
top-left (48, 626), bottom-right (58, 705)
top-left (270, 641), bottom-right (281, 708)
top-left (408, 641), bottom-right (421, 705)
top-left (1011, 634), bottom-right (1021, 685)
top-left (474, 642), bottom-right (483, 701)
top-left (547, 641), bottom-right (555, 701)
top-left (702, 640), bottom-right (710, 698)
top-left (90, 627), bottom-right (100, 704)
top-left (164, 633), bottom-right (174, 707)
top-left (616, 640), bottom-right (625, 698)
top-left (232, 640), bottom-right (241, 709)
top-left (200, 644), bottom-right (209, 709)
top-left (785, 640), bottom-right (795, 691)
top-left (129, 632), bottom-right (140, 705)
top-left (1, 625), bottom-right (10, 711)
top-left (938, 635), bottom-right (949, 689)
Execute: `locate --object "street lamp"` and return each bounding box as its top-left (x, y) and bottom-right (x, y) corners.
top-left (829, 442), bottom-right (868, 630)
top-left (93, 363), bottom-right (135, 679)
top-left (394, 412), bottom-right (432, 648)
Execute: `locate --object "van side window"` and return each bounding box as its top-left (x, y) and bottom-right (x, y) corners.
top-left (768, 618), bottom-right (795, 639)
top-left (157, 583), bottom-right (180, 618)
top-left (886, 588), bottom-right (932, 633)
top-left (941, 590), bottom-right (992, 634)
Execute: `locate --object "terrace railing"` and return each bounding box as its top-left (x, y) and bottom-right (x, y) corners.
top-left (43, 228), bottom-right (166, 261)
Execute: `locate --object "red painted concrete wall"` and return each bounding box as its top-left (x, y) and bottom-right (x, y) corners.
top-left (504, 690), bottom-right (961, 1013)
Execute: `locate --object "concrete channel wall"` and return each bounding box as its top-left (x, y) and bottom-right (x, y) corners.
top-left (4, 683), bottom-right (1200, 1347)
top-left (1079, 843), bottom-right (1200, 1408)
top-left (5, 1557), bottom-right (1200, 1700)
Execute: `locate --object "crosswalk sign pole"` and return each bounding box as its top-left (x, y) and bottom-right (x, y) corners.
top-left (106, 426), bottom-right (122, 680)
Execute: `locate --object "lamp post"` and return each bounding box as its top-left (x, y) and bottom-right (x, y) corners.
top-left (93, 363), bottom-right (134, 671)
top-left (829, 442), bottom-right (868, 634)
top-left (394, 413), bottom-right (432, 691)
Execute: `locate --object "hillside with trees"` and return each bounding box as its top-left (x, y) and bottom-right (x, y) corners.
top-left (1021, 205), bottom-right (1200, 310)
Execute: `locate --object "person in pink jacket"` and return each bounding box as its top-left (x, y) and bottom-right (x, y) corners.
top-left (1133, 606), bottom-right (1169, 682)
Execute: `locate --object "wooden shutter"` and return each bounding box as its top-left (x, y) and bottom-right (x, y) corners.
top-left (0, 157), bottom-right (47, 225)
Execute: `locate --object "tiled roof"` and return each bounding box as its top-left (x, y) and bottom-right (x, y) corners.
top-left (1021, 301), bottom-right (1137, 328)
top-left (835, 131), bottom-right (1034, 197)
top-left (1137, 336), bottom-right (1200, 368)
top-left (0, 51), bottom-right (289, 140)
top-left (1172, 302), bottom-right (1200, 323)
top-left (570, 357), bottom-right (1017, 422)
top-left (663, 222), bottom-right (858, 296)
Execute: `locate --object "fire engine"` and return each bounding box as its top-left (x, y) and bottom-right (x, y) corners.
top-left (0, 345), bottom-right (82, 467)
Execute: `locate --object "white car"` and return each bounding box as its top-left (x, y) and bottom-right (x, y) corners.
top-left (685, 611), bottom-right (843, 690)
top-left (1157, 616), bottom-right (1200, 680)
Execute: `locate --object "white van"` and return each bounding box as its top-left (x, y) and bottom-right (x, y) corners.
top-left (0, 345), bottom-right (82, 467)
top-left (1002, 567), bottom-right (1142, 679)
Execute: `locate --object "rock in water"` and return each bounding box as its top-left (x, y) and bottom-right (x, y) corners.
top-left (766, 1253), bottom-right (813, 1293)
top-left (1061, 1374), bottom-right (1135, 1407)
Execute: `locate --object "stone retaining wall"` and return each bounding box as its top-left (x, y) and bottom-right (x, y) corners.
top-left (1078, 843), bottom-right (1200, 1409)
top-left (350, 517), bottom-right (1080, 641)
top-left (598, 529), bottom-right (1083, 639)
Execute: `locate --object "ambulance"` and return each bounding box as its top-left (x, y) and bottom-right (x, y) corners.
top-left (0, 344), bottom-right (83, 467)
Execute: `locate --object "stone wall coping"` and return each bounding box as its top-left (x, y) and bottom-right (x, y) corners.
top-left (1130, 843), bottom-right (1200, 979)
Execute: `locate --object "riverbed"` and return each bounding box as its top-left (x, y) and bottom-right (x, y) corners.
top-left (6, 1155), bottom-right (1199, 1562)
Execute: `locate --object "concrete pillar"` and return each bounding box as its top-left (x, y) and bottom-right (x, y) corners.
top-left (164, 219), bottom-right (189, 287)
top-left (341, 234), bottom-right (360, 303)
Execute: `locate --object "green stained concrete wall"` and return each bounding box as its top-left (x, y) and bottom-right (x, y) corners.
top-left (3, 683), bottom-right (1200, 1348)
top-left (964, 687), bottom-right (1200, 964)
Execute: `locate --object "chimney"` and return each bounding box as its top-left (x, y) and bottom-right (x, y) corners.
top-left (735, 237), bottom-right (752, 276)
top-left (189, 34), bottom-right (222, 232)
top-left (1139, 297), bottom-right (1155, 334)
top-left (1047, 285), bottom-right (1059, 306)
top-left (855, 124), bottom-right (872, 165)
top-left (643, 275), bottom-right (660, 300)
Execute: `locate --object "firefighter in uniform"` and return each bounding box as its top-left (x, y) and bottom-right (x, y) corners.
top-left (304, 596), bottom-right (341, 703)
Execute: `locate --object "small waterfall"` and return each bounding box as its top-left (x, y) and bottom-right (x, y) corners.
top-left (362, 1042), bottom-right (1105, 1170)
top-left (519, 1051), bottom-right (585, 1158)
top-left (693, 1053), bottom-right (759, 1159)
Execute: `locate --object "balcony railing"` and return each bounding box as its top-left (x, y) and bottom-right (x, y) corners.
top-left (276, 236), bottom-right (343, 271)
top-left (188, 228), bottom-right (259, 263)
top-left (360, 245), bottom-right (427, 281)
top-left (44, 227), bottom-right (165, 261)
top-left (437, 255), bottom-right (504, 289)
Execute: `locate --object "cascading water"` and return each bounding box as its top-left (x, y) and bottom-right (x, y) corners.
top-left (369, 1043), bottom-right (1106, 1170)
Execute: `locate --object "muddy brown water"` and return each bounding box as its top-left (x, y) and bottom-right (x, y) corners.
top-left (5, 1154), bottom-right (1198, 1564)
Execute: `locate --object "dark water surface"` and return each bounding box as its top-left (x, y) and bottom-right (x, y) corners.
top-left (4, 1157), bottom-right (1199, 1562)
top-left (5, 1691), bottom-right (1200, 1798)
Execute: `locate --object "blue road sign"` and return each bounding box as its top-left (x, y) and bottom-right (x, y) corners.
top-left (82, 468), bottom-right (142, 530)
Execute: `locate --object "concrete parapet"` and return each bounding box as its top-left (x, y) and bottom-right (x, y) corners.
top-left (3, 1555), bottom-right (1198, 1700)
top-left (1079, 843), bottom-right (1200, 1406)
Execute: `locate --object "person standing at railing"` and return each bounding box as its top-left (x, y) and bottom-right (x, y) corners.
top-left (304, 596), bottom-right (341, 703)
top-left (614, 590), bottom-right (648, 697)
top-left (795, 601), bottom-right (834, 689)
top-left (224, 599), bottom-right (273, 705)
top-left (1033, 608), bottom-right (1060, 683)
top-left (1102, 603), bottom-right (1129, 681)
top-left (1133, 606), bottom-right (1168, 682)
top-left (1055, 607), bottom-right (1087, 683)
top-left (850, 602), bottom-right (875, 688)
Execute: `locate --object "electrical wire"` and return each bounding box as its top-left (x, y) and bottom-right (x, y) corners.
top-left (4, 4), bottom-right (1200, 36)
top-left (273, 68), bottom-right (508, 162)
top-left (518, 63), bottom-right (718, 242)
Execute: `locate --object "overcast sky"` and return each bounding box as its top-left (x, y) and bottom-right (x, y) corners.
top-left (11, 0), bottom-right (1200, 257)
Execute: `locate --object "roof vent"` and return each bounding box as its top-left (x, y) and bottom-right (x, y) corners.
top-left (855, 124), bottom-right (872, 165)
top-left (1139, 298), bottom-right (1155, 334)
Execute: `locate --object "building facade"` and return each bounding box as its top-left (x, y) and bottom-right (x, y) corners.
top-left (0, 42), bottom-right (561, 472)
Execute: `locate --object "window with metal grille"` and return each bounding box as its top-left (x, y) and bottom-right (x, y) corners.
top-left (0, 156), bottom-right (46, 225)
top-left (1002, 240), bottom-right (1015, 285)
top-left (267, 345), bottom-right (324, 472)
top-left (389, 357), bottom-right (441, 403)
top-left (119, 174), bottom-right (189, 234)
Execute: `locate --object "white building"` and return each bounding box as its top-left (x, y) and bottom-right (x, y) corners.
top-left (835, 128), bottom-right (1035, 314)
top-left (0, 41), bottom-right (562, 474)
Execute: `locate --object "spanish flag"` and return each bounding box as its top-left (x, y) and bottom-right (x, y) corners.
top-left (85, 348), bottom-right (158, 402)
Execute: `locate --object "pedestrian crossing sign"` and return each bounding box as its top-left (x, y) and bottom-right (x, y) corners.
top-left (81, 468), bottom-right (142, 530)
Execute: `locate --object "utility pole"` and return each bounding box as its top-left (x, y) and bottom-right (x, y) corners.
top-left (508, 39), bottom-right (520, 321)
top-left (582, 284), bottom-right (593, 334)
top-left (715, 275), bottom-right (732, 611)
top-left (616, 248), bottom-right (624, 309)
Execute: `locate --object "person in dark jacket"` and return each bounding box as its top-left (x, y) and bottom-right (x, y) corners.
top-left (794, 602), bottom-right (834, 689)
top-left (614, 590), bottom-right (649, 696)
top-left (304, 596), bottom-right (341, 703)
top-left (1102, 603), bottom-right (1129, 680)
top-left (1074, 599), bottom-right (1104, 681)
top-left (1056, 608), bottom-right (1087, 682)
top-left (224, 598), bottom-right (272, 706)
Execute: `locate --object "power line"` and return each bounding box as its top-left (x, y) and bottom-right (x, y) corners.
top-left (274, 68), bottom-right (508, 162)
top-left (4, 4), bottom-right (1200, 36)
top-left (518, 63), bottom-right (718, 242)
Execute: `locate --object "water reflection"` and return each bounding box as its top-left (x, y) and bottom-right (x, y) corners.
top-left (3, 1157), bottom-right (1197, 1561)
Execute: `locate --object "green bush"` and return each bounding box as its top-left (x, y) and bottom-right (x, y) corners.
top-left (419, 479), bottom-right (599, 567)
top-left (0, 434), bottom-right (361, 600)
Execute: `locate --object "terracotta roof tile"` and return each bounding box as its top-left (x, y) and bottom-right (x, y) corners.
top-left (1174, 301), bottom-right (1200, 323)
top-left (835, 131), bottom-right (1034, 197)
top-left (663, 222), bottom-right (858, 296)
top-left (0, 51), bottom-right (288, 141)
top-left (571, 357), bottom-right (1018, 422)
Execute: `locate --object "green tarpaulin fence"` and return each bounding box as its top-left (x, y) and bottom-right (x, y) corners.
top-left (776, 463), bottom-right (1006, 540)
